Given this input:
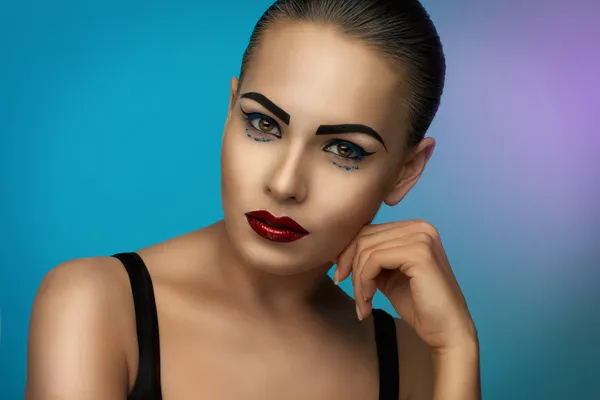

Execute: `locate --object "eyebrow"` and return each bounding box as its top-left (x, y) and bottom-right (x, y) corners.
top-left (240, 92), bottom-right (386, 150)
top-left (239, 92), bottom-right (290, 125)
top-left (316, 124), bottom-right (387, 150)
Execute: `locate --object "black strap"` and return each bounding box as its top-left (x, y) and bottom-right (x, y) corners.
top-left (372, 308), bottom-right (400, 400)
top-left (113, 252), bottom-right (162, 400)
top-left (112, 252), bottom-right (397, 399)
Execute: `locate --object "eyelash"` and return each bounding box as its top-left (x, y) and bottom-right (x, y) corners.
top-left (323, 139), bottom-right (374, 162)
top-left (241, 110), bottom-right (282, 138)
top-left (240, 109), bottom-right (375, 165)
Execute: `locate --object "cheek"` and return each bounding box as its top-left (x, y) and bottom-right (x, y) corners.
top-left (308, 169), bottom-right (385, 236)
top-left (221, 125), bottom-right (271, 204)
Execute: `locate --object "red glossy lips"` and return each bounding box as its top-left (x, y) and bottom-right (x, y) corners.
top-left (245, 210), bottom-right (309, 243)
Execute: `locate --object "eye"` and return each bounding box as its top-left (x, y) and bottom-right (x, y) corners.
top-left (324, 140), bottom-right (373, 160)
top-left (242, 111), bottom-right (281, 137)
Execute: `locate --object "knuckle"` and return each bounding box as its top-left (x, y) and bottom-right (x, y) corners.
top-left (415, 220), bottom-right (439, 239)
top-left (357, 247), bottom-right (381, 278)
top-left (414, 241), bottom-right (433, 259)
top-left (357, 246), bottom-right (373, 270)
top-left (415, 231), bottom-right (434, 244)
top-left (355, 234), bottom-right (370, 251)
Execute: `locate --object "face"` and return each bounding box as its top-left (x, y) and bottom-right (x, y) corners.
top-left (220, 22), bottom-right (433, 275)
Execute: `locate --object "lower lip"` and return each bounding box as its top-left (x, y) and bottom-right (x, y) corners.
top-left (245, 215), bottom-right (308, 243)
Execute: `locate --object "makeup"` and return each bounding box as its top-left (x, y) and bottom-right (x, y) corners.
top-left (245, 210), bottom-right (309, 243)
top-left (332, 161), bottom-right (359, 171)
top-left (240, 92), bottom-right (291, 125)
top-left (324, 139), bottom-right (373, 159)
top-left (240, 92), bottom-right (386, 151)
top-left (246, 129), bottom-right (274, 142)
top-left (316, 124), bottom-right (387, 150)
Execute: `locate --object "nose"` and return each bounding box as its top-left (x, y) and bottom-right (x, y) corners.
top-left (265, 149), bottom-right (308, 203)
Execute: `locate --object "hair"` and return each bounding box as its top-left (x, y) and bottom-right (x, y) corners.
top-left (237, 0), bottom-right (446, 148)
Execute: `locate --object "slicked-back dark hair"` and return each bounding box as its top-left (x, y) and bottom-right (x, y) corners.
top-left (237, 0), bottom-right (446, 147)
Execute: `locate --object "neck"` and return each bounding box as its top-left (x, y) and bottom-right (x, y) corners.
top-left (211, 221), bottom-right (337, 317)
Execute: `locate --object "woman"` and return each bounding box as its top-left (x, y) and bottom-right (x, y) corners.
top-left (26, 0), bottom-right (480, 399)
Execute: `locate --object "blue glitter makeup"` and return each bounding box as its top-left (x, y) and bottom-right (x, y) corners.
top-left (246, 128), bottom-right (274, 142)
top-left (332, 161), bottom-right (360, 171)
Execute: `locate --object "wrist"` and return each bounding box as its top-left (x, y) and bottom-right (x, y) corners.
top-left (431, 334), bottom-right (481, 400)
top-left (432, 322), bottom-right (479, 358)
top-left (433, 334), bottom-right (479, 360)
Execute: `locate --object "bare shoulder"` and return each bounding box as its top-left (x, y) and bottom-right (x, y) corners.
top-left (394, 318), bottom-right (434, 400)
top-left (26, 256), bottom-right (136, 400)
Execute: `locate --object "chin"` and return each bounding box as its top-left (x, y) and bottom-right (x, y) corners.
top-left (235, 239), bottom-right (322, 276)
top-left (242, 247), bottom-right (318, 276)
top-left (223, 213), bottom-right (328, 276)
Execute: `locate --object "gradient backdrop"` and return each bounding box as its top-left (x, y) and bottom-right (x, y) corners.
top-left (1, 0), bottom-right (599, 398)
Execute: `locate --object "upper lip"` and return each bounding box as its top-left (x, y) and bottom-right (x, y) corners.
top-left (246, 210), bottom-right (309, 233)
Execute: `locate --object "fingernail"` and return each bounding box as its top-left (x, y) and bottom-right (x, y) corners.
top-left (333, 268), bottom-right (339, 285)
top-left (363, 284), bottom-right (376, 302)
top-left (356, 304), bottom-right (362, 321)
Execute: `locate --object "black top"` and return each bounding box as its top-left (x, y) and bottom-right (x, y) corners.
top-left (113, 252), bottom-right (399, 400)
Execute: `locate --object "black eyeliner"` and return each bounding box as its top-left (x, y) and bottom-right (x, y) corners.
top-left (240, 107), bottom-right (282, 137)
top-left (324, 139), bottom-right (376, 159)
top-left (240, 107), bottom-right (279, 126)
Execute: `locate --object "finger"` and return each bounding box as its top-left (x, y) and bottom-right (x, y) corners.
top-left (354, 237), bottom-right (406, 301)
top-left (336, 220), bottom-right (424, 283)
top-left (353, 234), bottom-right (421, 316)
top-left (359, 220), bottom-right (440, 253)
top-left (351, 220), bottom-right (441, 276)
top-left (352, 238), bottom-right (402, 320)
top-left (364, 241), bottom-right (437, 279)
top-left (347, 229), bottom-right (391, 287)
top-left (358, 238), bottom-right (442, 317)
top-left (334, 239), bottom-right (357, 284)
top-left (337, 219), bottom-right (440, 284)
top-left (358, 219), bottom-right (432, 236)
top-left (352, 226), bottom-right (439, 284)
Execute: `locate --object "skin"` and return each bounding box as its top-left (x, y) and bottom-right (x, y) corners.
top-left (26, 21), bottom-right (479, 400)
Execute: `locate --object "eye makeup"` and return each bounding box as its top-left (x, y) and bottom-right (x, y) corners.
top-left (323, 139), bottom-right (375, 172)
top-left (240, 92), bottom-right (290, 125)
top-left (316, 124), bottom-right (387, 151)
top-left (239, 103), bottom-right (376, 172)
top-left (246, 128), bottom-right (274, 142)
top-left (332, 161), bottom-right (360, 171)
top-left (323, 139), bottom-right (374, 160)
top-left (241, 109), bottom-right (282, 141)
top-left (238, 92), bottom-right (386, 151)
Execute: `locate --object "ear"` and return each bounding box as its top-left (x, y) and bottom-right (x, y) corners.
top-left (384, 137), bottom-right (436, 206)
top-left (223, 77), bottom-right (240, 141)
top-left (227, 77), bottom-right (240, 118)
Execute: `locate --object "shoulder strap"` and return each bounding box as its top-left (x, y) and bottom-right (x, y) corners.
top-left (112, 252), bottom-right (162, 400)
top-left (372, 308), bottom-right (400, 400)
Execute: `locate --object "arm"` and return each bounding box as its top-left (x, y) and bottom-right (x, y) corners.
top-left (395, 318), bottom-right (481, 400)
top-left (396, 318), bottom-right (434, 400)
top-left (431, 338), bottom-right (481, 400)
top-left (26, 259), bottom-right (130, 400)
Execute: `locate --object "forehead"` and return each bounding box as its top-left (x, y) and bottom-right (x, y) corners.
top-left (241, 22), bottom-right (407, 134)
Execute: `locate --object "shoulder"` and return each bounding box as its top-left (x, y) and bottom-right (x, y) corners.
top-left (26, 256), bottom-right (136, 399)
top-left (35, 256), bottom-right (130, 297)
top-left (394, 318), bottom-right (434, 400)
top-left (31, 256), bottom-right (134, 320)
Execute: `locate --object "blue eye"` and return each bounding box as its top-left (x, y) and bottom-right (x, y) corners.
top-left (242, 111), bottom-right (281, 138)
top-left (323, 140), bottom-right (374, 160)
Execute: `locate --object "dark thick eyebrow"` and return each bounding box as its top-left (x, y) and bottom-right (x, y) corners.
top-left (239, 92), bottom-right (290, 125)
top-left (316, 124), bottom-right (387, 150)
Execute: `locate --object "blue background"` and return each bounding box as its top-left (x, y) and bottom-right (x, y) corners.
top-left (1, 0), bottom-right (599, 398)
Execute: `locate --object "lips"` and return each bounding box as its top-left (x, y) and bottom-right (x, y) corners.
top-left (245, 210), bottom-right (309, 243)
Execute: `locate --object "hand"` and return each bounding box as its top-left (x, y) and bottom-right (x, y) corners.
top-left (335, 220), bottom-right (477, 353)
